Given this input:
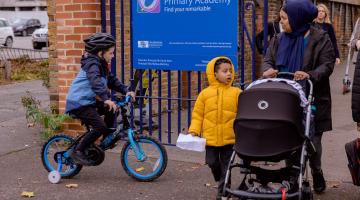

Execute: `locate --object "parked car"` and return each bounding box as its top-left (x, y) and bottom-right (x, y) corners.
top-left (12, 18), bottom-right (41, 36)
top-left (32, 25), bottom-right (48, 50)
top-left (0, 18), bottom-right (14, 48)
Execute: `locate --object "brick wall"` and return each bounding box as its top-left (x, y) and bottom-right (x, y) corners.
top-left (314, 1), bottom-right (360, 60)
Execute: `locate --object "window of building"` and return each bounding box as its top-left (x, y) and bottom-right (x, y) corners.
top-left (39, 6), bottom-right (47, 11)
top-left (19, 7), bottom-right (35, 11)
top-left (0, 7), bottom-right (16, 11)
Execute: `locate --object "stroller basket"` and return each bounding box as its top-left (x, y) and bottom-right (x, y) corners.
top-left (225, 189), bottom-right (299, 199)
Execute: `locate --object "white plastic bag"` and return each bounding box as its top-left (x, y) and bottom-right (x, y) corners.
top-left (176, 133), bottom-right (206, 152)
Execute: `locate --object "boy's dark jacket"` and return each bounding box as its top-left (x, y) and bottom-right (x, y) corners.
top-left (65, 53), bottom-right (128, 113)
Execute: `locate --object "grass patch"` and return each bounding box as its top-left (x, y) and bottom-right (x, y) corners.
top-left (9, 57), bottom-right (49, 87)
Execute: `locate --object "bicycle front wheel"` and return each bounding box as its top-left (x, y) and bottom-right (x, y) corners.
top-left (121, 135), bottom-right (167, 182)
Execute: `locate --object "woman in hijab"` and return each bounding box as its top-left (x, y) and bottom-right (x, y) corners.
top-left (262, 0), bottom-right (335, 194)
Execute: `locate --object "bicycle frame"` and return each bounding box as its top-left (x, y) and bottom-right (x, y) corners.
top-left (101, 96), bottom-right (147, 161)
top-left (58, 96), bottom-right (146, 163)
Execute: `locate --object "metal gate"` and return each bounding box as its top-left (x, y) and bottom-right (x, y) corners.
top-left (100, 0), bottom-right (268, 145)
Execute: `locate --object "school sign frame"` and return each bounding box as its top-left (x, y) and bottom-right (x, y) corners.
top-left (132, 0), bottom-right (238, 71)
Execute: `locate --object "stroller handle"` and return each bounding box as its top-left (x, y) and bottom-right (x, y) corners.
top-left (277, 72), bottom-right (314, 139)
top-left (276, 72), bottom-right (313, 100)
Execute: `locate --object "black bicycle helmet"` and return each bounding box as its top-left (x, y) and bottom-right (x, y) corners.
top-left (84, 32), bottom-right (116, 54)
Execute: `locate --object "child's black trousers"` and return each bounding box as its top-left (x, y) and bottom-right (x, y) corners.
top-left (205, 144), bottom-right (233, 194)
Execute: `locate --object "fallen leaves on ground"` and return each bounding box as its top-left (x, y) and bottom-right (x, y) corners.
top-left (328, 181), bottom-right (341, 188)
top-left (136, 167), bottom-right (145, 172)
top-left (21, 191), bottom-right (34, 198)
top-left (65, 184), bottom-right (78, 188)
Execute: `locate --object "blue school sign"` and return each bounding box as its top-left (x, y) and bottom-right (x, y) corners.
top-left (132, 0), bottom-right (238, 71)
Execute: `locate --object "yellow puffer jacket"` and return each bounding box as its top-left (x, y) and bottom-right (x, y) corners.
top-left (188, 57), bottom-right (241, 146)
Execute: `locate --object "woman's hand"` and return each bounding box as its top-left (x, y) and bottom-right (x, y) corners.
top-left (104, 100), bottom-right (117, 113)
top-left (356, 40), bottom-right (360, 51)
top-left (294, 71), bottom-right (310, 81)
top-left (335, 58), bottom-right (341, 65)
top-left (263, 68), bottom-right (278, 78)
top-left (126, 91), bottom-right (136, 102)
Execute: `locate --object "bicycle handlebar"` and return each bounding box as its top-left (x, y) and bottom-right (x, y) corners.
top-left (116, 95), bottom-right (132, 107)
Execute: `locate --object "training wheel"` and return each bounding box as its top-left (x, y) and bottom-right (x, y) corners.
top-left (48, 170), bottom-right (61, 184)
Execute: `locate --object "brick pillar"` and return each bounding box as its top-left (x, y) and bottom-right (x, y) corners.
top-left (49, 0), bottom-right (102, 135)
top-left (48, 0), bottom-right (58, 110)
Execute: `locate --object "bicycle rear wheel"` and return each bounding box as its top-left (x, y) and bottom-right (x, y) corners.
top-left (41, 135), bottom-right (82, 178)
top-left (121, 135), bottom-right (167, 181)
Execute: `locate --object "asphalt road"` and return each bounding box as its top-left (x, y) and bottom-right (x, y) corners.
top-left (13, 35), bottom-right (48, 50)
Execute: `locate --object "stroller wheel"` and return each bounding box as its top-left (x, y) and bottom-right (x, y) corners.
top-left (301, 181), bottom-right (313, 200)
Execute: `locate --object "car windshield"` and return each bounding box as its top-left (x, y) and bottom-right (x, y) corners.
top-left (12, 19), bottom-right (27, 25)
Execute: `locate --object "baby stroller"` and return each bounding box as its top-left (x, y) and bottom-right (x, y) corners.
top-left (222, 73), bottom-right (315, 200)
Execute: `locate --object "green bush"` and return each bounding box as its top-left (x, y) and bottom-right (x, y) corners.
top-left (21, 92), bottom-right (70, 140)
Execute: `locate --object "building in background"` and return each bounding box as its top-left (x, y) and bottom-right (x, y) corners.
top-left (0, 0), bottom-right (48, 25)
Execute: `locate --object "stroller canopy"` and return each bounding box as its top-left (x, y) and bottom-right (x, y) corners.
top-left (234, 81), bottom-right (304, 160)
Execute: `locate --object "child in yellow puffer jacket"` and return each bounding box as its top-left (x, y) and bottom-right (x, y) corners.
top-left (188, 56), bottom-right (241, 199)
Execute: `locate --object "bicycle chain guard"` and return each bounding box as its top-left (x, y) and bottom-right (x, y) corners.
top-left (83, 144), bottom-right (105, 166)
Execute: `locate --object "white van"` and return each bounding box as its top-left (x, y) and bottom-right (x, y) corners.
top-left (0, 18), bottom-right (14, 48)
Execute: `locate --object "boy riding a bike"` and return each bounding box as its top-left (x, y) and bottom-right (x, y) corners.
top-left (65, 32), bottom-right (135, 166)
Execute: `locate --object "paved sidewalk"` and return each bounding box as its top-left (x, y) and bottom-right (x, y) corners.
top-left (1, 61), bottom-right (360, 200)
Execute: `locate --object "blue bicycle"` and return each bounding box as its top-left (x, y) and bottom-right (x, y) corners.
top-left (41, 96), bottom-right (168, 183)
